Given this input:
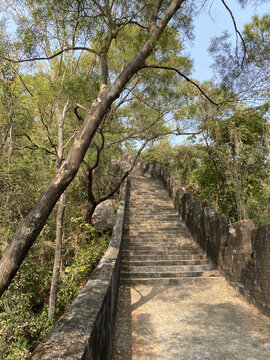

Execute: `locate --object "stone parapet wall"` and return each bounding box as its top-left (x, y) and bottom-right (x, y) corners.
top-left (123, 152), bottom-right (270, 317)
top-left (30, 179), bottom-right (129, 360)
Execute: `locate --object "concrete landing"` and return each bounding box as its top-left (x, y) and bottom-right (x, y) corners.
top-left (112, 279), bottom-right (270, 359)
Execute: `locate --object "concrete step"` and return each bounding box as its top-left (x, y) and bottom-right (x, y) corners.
top-left (125, 218), bottom-right (185, 226)
top-left (126, 207), bottom-right (178, 213)
top-left (120, 276), bottom-right (222, 286)
top-left (126, 232), bottom-right (190, 239)
top-left (121, 270), bottom-right (219, 279)
top-left (121, 265), bottom-right (214, 272)
top-left (126, 227), bottom-right (184, 233)
top-left (123, 240), bottom-right (196, 246)
top-left (121, 254), bottom-right (207, 261)
top-left (123, 239), bottom-right (194, 245)
top-left (125, 227), bottom-right (189, 233)
top-left (124, 235), bottom-right (192, 241)
top-left (123, 238), bottom-right (193, 244)
top-left (122, 244), bottom-right (200, 250)
top-left (122, 249), bottom-right (204, 256)
top-left (121, 259), bottom-right (209, 266)
top-left (122, 243), bottom-right (181, 249)
top-left (127, 205), bottom-right (177, 210)
top-left (122, 248), bottom-right (204, 255)
top-left (125, 214), bottom-right (180, 220)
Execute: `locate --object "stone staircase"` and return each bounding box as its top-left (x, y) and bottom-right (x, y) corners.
top-left (120, 175), bottom-right (220, 285)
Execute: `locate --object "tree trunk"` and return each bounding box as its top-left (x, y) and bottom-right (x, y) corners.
top-left (0, 0), bottom-right (185, 297)
top-left (86, 202), bottom-right (97, 225)
top-left (47, 101), bottom-right (67, 319)
top-left (48, 192), bottom-right (66, 319)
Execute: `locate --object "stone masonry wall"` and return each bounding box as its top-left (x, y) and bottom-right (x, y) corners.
top-left (123, 152), bottom-right (270, 317)
top-left (30, 179), bottom-right (129, 360)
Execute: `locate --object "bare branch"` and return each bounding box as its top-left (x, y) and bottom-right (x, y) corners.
top-left (2, 47), bottom-right (99, 64)
top-left (74, 103), bottom-right (88, 122)
top-left (63, 131), bottom-right (78, 150)
top-left (90, 128), bottom-right (105, 172)
top-left (114, 3), bottom-right (149, 36)
top-left (75, 103), bottom-right (88, 111)
top-left (128, 88), bottom-right (160, 111)
top-left (220, 0), bottom-right (247, 68)
top-left (21, 134), bottom-right (57, 156)
top-left (142, 64), bottom-right (219, 106)
top-left (38, 108), bottom-right (57, 151)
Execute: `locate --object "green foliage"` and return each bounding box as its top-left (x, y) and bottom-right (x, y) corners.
top-left (142, 139), bottom-right (174, 166)
top-left (142, 105), bottom-right (270, 227)
top-left (0, 224), bottom-right (110, 359)
top-left (209, 14), bottom-right (270, 101)
top-left (56, 220), bottom-right (110, 314)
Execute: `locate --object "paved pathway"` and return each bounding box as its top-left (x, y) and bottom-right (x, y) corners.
top-left (112, 175), bottom-right (270, 359)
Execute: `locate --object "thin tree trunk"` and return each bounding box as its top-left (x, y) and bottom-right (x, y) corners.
top-left (0, 0), bottom-right (185, 297)
top-left (48, 101), bottom-right (68, 319)
top-left (48, 192), bottom-right (66, 318)
top-left (215, 178), bottom-right (225, 212)
top-left (0, 71), bottom-right (14, 161)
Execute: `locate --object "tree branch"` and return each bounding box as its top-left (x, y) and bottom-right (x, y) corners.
top-left (14, 70), bottom-right (33, 97)
top-left (96, 138), bottom-right (149, 206)
top-left (63, 131), bottom-right (78, 150)
top-left (90, 129), bottom-right (105, 172)
top-left (220, 0), bottom-right (247, 68)
top-left (38, 109), bottom-right (57, 152)
top-left (142, 64), bottom-right (219, 106)
top-left (2, 47), bottom-right (99, 64)
top-left (150, 0), bottom-right (163, 31)
top-left (21, 134), bottom-right (57, 156)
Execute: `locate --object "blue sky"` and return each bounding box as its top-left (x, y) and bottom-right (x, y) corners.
top-left (189, 0), bottom-right (269, 82)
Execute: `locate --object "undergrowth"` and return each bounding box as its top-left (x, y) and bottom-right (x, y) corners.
top-left (0, 223), bottom-right (110, 360)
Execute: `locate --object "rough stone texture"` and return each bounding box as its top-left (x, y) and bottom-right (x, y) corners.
top-left (121, 152), bottom-right (270, 317)
top-left (30, 180), bottom-right (128, 360)
top-left (92, 199), bottom-right (115, 230)
top-left (113, 283), bottom-right (270, 360)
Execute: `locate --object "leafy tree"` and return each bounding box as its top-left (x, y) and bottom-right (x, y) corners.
top-left (202, 105), bottom-right (270, 223)
top-left (209, 14), bottom-right (270, 104)
top-left (151, 105), bottom-right (270, 226)
top-left (0, 0), bottom-right (200, 296)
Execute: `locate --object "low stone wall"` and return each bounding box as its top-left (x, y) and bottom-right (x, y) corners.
top-left (30, 179), bottom-right (129, 360)
top-left (123, 152), bottom-right (270, 317)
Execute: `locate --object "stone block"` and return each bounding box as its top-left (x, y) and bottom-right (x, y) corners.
top-left (181, 193), bottom-right (193, 223)
top-left (228, 220), bottom-right (254, 253)
top-left (92, 200), bottom-right (115, 231)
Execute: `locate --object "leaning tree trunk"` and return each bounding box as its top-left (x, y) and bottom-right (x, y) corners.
top-left (0, 0), bottom-right (186, 297)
